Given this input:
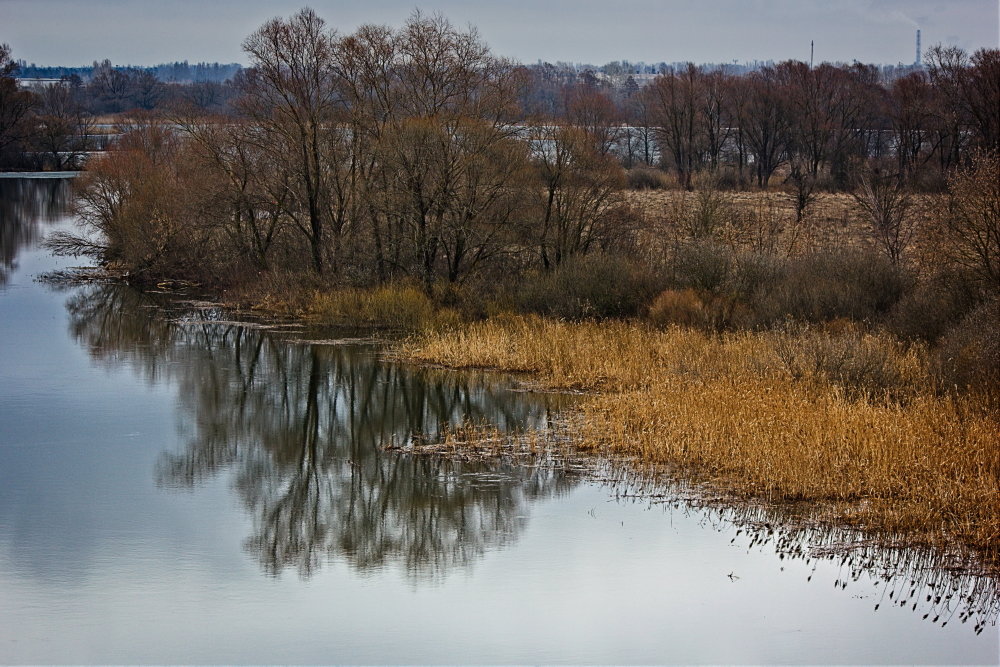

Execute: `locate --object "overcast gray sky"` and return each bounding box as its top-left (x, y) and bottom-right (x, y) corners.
top-left (2, 0), bottom-right (998, 67)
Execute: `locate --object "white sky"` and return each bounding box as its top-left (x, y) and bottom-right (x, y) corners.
top-left (2, 0), bottom-right (998, 67)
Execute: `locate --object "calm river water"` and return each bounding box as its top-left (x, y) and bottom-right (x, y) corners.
top-left (0, 176), bottom-right (997, 664)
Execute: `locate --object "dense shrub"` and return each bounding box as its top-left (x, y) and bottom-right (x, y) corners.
top-left (934, 298), bottom-right (1000, 396)
top-left (753, 249), bottom-right (905, 325)
top-left (728, 252), bottom-right (786, 303)
top-left (517, 253), bottom-right (662, 319)
top-left (656, 246), bottom-right (907, 330)
top-left (885, 272), bottom-right (979, 342)
top-left (626, 166), bottom-right (673, 190)
top-left (770, 323), bottom-right (926, 400)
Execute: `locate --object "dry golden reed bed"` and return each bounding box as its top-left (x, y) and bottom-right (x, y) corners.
top-left (402, 314), bottom-right (1000, 567)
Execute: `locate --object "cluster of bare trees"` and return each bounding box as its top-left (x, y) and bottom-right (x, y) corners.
top-left (0, 45), bottom-right (242, 168)
top-left (73, 10), bottom-right (634, 288)
top-left (0, 44), bottom-right (38, 166)
top-left (58, 8), bottom-right (1000, 297)
top-left (522, 47), bottom-right (999, 191)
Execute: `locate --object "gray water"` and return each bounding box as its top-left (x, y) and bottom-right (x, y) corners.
top-left (0, 177), bottom-right (997, 665)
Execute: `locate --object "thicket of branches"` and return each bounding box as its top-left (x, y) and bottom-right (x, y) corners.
top-left (527, 45), bottom-right (999, 191)
top-left (61, 10), bottom-right (636, 291)
top-left (3, 20), bottom-right (998, 177)
top-left (30, 10), bottom-right (1000, 357)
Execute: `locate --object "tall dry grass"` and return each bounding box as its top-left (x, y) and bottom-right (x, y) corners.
top-left (306, 283), bottom-right (461, 330)
top-left (403, 315), bottom-right (1000, 565)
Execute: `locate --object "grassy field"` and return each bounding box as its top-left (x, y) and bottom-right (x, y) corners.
top-left (401, 314), bottom-right (1000, 568)
top-left (625, 188), bottom-right (939, 256)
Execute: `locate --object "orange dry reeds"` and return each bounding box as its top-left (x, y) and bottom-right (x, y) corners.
top-left (306, 283), bottom-right (461, 331)
top-left (403, 315), bottom-right (1000, 565)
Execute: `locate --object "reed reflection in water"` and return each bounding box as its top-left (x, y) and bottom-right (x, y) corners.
top-left (65, 284), bottom-right (578, 578)
top-left (607, 468), bottom-right (1000, 637)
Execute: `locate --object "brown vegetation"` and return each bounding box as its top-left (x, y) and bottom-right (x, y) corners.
top-left (38, 9), bottom-right (1000, 571)
top-left (402, 315), bottom-right (1000, 567)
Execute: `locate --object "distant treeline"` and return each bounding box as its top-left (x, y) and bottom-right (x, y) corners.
top-left (16, 60), bottom-right (243, 83)
top-left (16, 57), bottom-right (923, 85)
top-left (1, 48), bottom-right (245, 167)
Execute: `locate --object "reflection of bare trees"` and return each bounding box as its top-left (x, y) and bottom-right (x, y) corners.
top-left (0, 178), bottom-right (71, 285)
top-left (66, 284), bottom-right (577, 578)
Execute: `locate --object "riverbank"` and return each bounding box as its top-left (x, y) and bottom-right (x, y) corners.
top-left (47, 256), bottom-right (1000, 575)
top-left (398, 314), bottom-right (1000, 571)
top-left (188, 278), bottom-right (1000, 571)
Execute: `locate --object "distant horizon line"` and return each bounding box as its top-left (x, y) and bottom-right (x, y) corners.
top-left (15, 55), bottom-right (947, 72)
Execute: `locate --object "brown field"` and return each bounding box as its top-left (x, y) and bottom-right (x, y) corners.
top-left (625, 188), bottom-right (938, 257)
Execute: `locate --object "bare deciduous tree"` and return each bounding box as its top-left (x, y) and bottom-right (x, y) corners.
top-left (934, 151), bottom-right (1000, 294)
top-left (239, 8), bottom-right (344, 274)
top-left (530, 124), bottom-right (627, 268)
top-left (644, 64), bottom-right (704, 190)
top-left (564, 85), bottom-right (621, 157)
top-left (742, 67), bottom-right (792, 188)
top-left (0, 44), bottom-right (37, 158)
top-left (854, 168), bottom-right (914, 266)
top-left (33, 81), bottom-right (94, 169)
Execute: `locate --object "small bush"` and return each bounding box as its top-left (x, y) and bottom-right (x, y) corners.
top-left (668, 240), bottom-right (733, 294)
top-left (648, 289), bottom-right (707, 327)
top-left (728, 196), bottom-right (790, 256)
top-left (669, 185), bottom-right (735, 239)
top-left (518, 253), bottom-right (662, 319)
top-left (627, 167), bottom-right (673, 190)
top-left (934, 298), bottom-right (1000, 397)
top-left (728, 252), bottom-right (785, 302)
top-left (307, 282), bottom-right (460, 331)
top-left (430, 281), bottom-right (494, 320)
top-left (713, 164), bottom-right (749, 190)
top-left (226, 269), bottom-right (324, 315)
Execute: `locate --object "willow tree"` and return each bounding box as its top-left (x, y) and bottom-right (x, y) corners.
top-left (238, 8), bottom-right (346, 274)
top-left (529, 124), bottom-right (627, 269)
top-left (349, 12), bottom-right (529, 290)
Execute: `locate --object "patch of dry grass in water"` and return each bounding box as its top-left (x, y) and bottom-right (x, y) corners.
top-left (403, 315), bottom-right (1000, 566)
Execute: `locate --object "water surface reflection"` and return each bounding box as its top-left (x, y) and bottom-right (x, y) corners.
top-left (66, 284), bottom-right (577, 578)
top-left (3, 177), bottom-right (996, 663)
top-left (0, 177), bottom-right (72, 285)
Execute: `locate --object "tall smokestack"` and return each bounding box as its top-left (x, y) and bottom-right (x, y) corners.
top-left (915, 29), bottom-right (921, 66)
